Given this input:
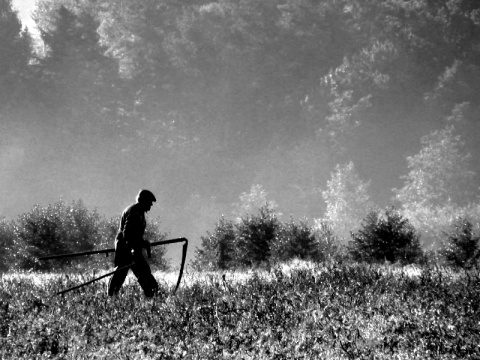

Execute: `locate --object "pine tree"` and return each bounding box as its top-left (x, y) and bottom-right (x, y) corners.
top-left (37, 5), bottom-right (119, 118)
top-left (192, 217), bottom-right (236, 270)
top-left (0, 0), bottom-right (33, 110)
top-left (349, 208), bottom-right (422, 264)
top-left (236, 206), bottom-right (279, 267)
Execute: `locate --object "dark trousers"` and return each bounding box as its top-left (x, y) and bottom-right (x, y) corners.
top-left (107, 241), bottom-right (158, 297)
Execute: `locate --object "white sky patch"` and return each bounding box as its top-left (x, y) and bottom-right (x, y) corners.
top-left (11, 0), bottom-right (39, 37)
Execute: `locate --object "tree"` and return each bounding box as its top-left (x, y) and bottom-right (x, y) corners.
top-left (312, 0), bottom-right (480, 174)
top-left (271, 218), bottom-right (322, 263)
top-left (232, 184), bottom-right (278, 221)
top-left (0, 217), bottom-right (15, 272)
top-left (321, 161), bottom-right (374, 241)
top-left (394, 121), bottom-right (475, 209)
top-left (393, 105), bottom-right (478, 245)
top-left (349, 208), bottom-right (422, 264)
top-left (35, 4), bottom-right (119, 119)
top-left (143, 217), bottom-right (169, 271)
top-left (12, 200), bottom-right (100, 271)
top-left (441, 218), bottom-right (480, 269)
top-left (236, 205), bottom-right (279, 267)
top-left (0, 0), bottom-right (33, 110)
top-left (192, 217), bottom-right (236, 270)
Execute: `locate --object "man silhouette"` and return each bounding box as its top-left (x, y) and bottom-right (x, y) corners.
top-left (107, 189), bottom-right (159, 297)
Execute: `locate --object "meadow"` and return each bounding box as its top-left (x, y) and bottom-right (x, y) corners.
top-left (0, 260), bottom-right (479, 359)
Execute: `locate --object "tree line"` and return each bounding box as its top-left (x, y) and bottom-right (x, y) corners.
top-left (1, 198), bottom-right (477, 273)
top-left (193, 203), bottom-right (480, 271)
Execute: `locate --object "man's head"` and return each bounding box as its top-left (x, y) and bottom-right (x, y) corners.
top-left (136, 189), bottom-right (156, 212)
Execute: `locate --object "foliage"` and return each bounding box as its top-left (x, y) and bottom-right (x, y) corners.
top-left (232, 184), bottom-right (278, 221)
top-left (192, 217), bottom-right (236, 271)
top-left (394, 105), bottom-right (478, 246)
top-left (0, 0), bottom-right (33, 110)
top-left (441, 218), bottom-right (480, 269)
top-left (143, 217), bottom-right (170, 271)
top-left (35, 4), bottom-right (120, 118)
top-left (5, 200), bottom-right (168, 272)
top-left (0, 263), bottom-right (479, 359)
top-left (394, 109), bottom-right (475, 210)
top-left (12, 200), bottom-right (101, 271)
top-left (321, 161), bottom-right (375, 241)
top-left (194, 209), bottom-right (344, 270)
top-left (313, 219), bottom-right (344, 262)
top-left (0, 217), bottom-right (15, 272)
top-left (349, 208), bottom-right (423, 264)
top-left (236, 205), bottom-right (280, 267)
top-left (271, 218), bottom-right (323, 263)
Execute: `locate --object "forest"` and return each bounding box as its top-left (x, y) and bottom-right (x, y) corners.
top-left (1, 0), bottom-right (480, 265)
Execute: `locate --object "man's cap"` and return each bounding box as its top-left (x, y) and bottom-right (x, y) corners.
top-left (137, 189), bottom-right (156, 203)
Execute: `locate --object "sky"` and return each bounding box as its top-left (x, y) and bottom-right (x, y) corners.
top-left (12, 0), bottom-right (39, 36)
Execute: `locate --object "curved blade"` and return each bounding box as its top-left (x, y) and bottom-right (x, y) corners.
top-left (174, 239), bottom-right (188, 293)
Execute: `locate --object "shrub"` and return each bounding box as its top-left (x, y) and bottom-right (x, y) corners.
top-left (0, 218), bottom-right (15, 272)
top-left (349, 208), bottom-right (422, 264)
top-left (314, 220), bottom-right (344, 262)
top-left (7, 200), bottom-right (170, 272)
top-left (143, 217), bottom-right (170, 271)
top-left (236, 205), bottom-right (279, 267)
top-left (271, 218), bottom-right (322, 262)
top-left (192, 217), bottom-right (236, 271)
top-left (441, 218), bottom-right (480, 269)
top-left (12, 200), bottom-right (101, 271)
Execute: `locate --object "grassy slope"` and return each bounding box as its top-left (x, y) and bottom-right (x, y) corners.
top-left (0, 261), bottom-right (479, 359)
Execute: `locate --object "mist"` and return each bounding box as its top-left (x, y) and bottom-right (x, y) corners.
top-left (3, 0), bottom-right (480, 265)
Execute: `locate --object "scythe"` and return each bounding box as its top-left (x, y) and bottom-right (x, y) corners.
top-left (39, 237), bottom-right (188, 296)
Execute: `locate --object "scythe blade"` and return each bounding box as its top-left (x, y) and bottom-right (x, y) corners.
top-left (173, 239), bottom-right (188, 293)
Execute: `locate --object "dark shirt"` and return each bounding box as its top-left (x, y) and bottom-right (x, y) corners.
top-left (119, 202), bottom-right (146, 250)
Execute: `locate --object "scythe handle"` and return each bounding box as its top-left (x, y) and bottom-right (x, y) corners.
top-left (55, 263), bottom-right (133, 296)
top-left (38, 237), bottom-right (188, 261)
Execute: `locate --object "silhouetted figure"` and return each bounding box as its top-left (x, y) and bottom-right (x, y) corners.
top-left (108, 190), bottom-right (159, 297)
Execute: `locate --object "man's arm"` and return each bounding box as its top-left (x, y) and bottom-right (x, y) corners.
top-left (122, 206), bottom-right (145, 249)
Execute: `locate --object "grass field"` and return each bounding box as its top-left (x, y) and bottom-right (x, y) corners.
top-left (1, 260), bottom-right (479, 359)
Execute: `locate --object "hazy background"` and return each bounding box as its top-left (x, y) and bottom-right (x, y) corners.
top-left (3, 0), bottom-right (480, 265)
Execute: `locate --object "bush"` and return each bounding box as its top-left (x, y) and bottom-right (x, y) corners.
top-left (271, 218), bottom-right (322, 262)
top-left (441, 218), bottom-right (480, 269)
top-left (349, 208), bottom-right (422, 264)
top-left (193, 209), bottom-right (350, 270)
top-left (6, 200), bottom-right (169, 272)
top-left (314, 220), bottom-right (345, 262)
top-left (0, 218), bottom-right (15, 272)
top-left (143, 217), bottom-right (170, 271)
top-left (192, 217), bottom-right (236, 271)
top-left (236, 205), bottom-right (279, 267)
top-left (12, 200), bottom-right (101, 271)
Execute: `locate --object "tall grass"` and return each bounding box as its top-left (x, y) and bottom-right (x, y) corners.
top-left (1, 261), bottom-right (479, 359)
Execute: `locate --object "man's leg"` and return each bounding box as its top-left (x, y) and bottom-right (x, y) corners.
top-left (107, 266), bottom-right (129, 296)
top-left (131, 254), bottom-right (158, 297)
top-left (107, 245), bottom-right (131, 296)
